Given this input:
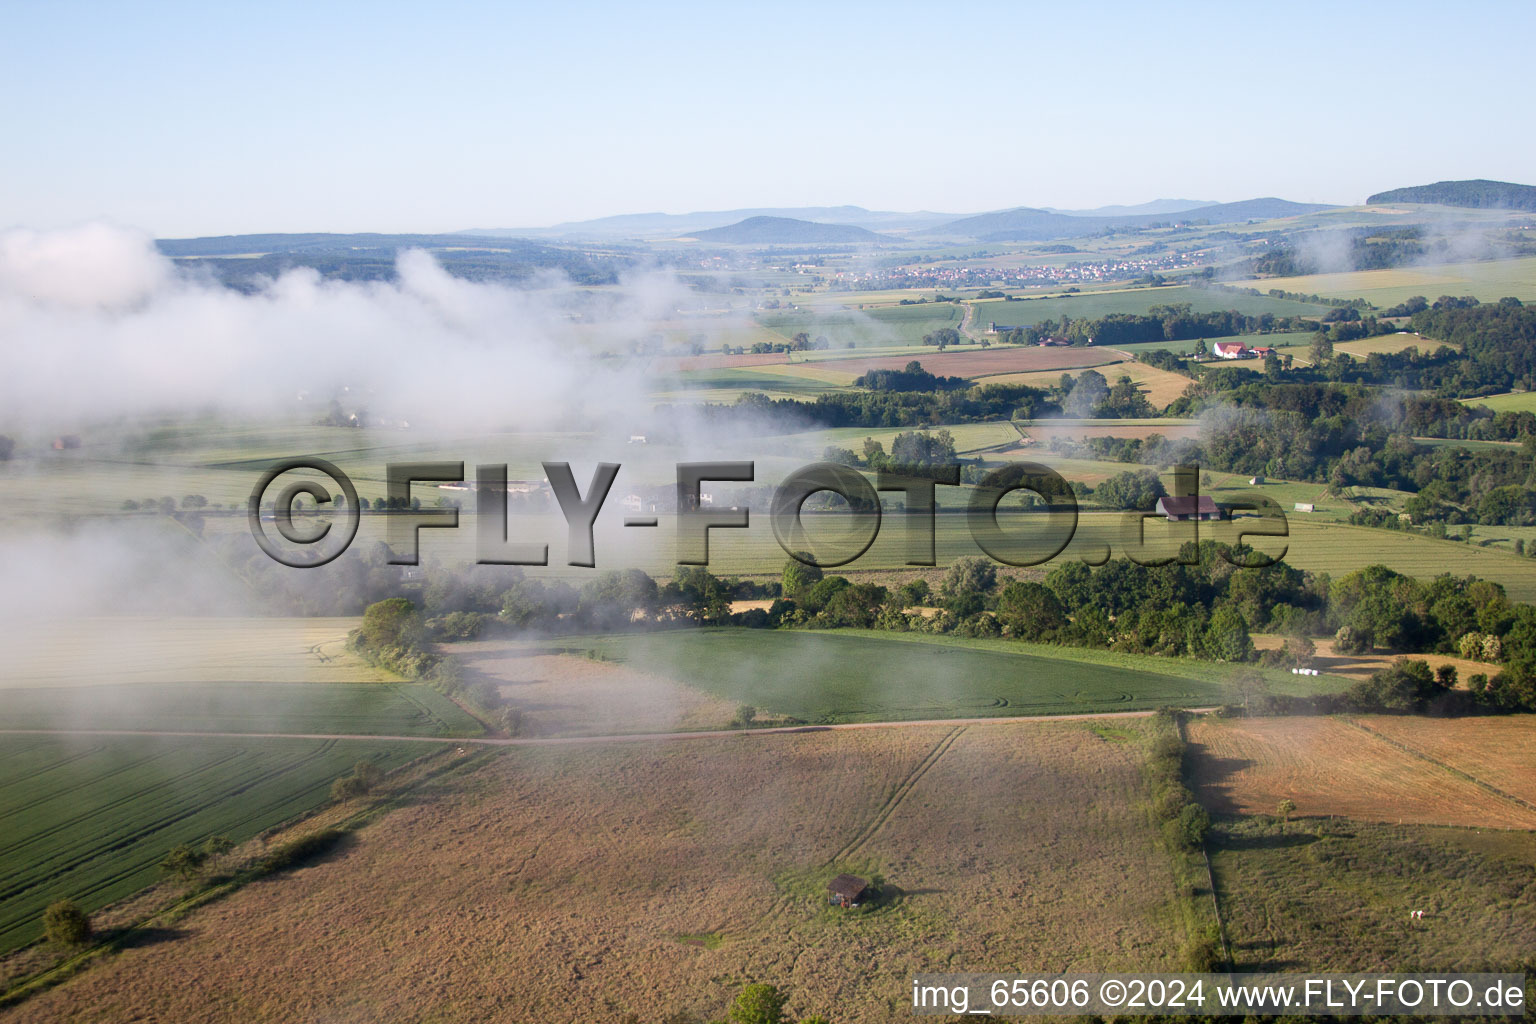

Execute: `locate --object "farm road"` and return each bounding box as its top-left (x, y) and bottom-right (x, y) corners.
top-left (0, 708), bottom-right (1210, 748)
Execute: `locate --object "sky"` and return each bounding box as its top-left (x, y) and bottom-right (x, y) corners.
top-left (2, 0), bottom-right (1533, 237)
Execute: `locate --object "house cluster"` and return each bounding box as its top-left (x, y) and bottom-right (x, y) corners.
top-left (985, 323), bottom-right (1074, 346)
top-left (831, 250), bottom-right (1201, 291)
top-left (1210, 341), bottom-right (1276, 360)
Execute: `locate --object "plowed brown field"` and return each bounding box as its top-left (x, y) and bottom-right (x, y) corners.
top-left (821, 346), bottom-right (1118, 378)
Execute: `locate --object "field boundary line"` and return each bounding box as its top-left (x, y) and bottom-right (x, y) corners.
top-left (1341, 718), bottom-right (1536, 815)
top-left (1177, 715), bottom-right (1233, 968)
top-left (0, 710), bottom-right (1211, 750)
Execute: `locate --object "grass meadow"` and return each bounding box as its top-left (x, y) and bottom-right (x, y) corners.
top-left (1468, 391), bottom-right (1536, 414)
top-left (1230, 255), bottom-right (1536, 307)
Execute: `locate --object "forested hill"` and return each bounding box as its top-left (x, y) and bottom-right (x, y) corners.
top-left (155, 233), bottom-right (629, 287)
top-left (932, 198), bottom-right (1335, 241)
top-left (1367, 179), bottom-right (1536, 211)
top-left (689, 216), bottom-right (888, 244)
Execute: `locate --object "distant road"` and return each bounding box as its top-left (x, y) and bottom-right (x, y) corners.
top-left (0, 708), bottom-right (1212, 748)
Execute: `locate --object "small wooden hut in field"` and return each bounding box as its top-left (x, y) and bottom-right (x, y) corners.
top-left (827, 874), bottom-right (867, 908)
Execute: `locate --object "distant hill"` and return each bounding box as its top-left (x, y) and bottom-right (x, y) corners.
top-left (465, 206), bottom-right (955, 239)
top-left (688, 216), bottom-right (889, 244)
top-left (1044, 198), bottom-right (1214, 217)
top-left (155, 233), bottom-right (625, 286)
top-left (930, 197), bottom-right (1337, 241)
top-left (1366, 179), bottom-right (1536, 211)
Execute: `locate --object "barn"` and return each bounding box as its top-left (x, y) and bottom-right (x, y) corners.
top-left (827, 874), bottom-right (868, 908)
top-left (1155, 495), bottom-right (1222, 522)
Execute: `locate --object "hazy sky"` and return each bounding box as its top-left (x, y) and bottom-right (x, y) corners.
top-left (3, 0), bottom-right (1533, 236)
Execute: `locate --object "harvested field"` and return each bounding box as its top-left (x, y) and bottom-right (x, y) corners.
top-left (1249, 635), bottom-right (1501, 682)
top-left (980, 361), bottom-right (1194, 408)
top-left (1186, 715), bottom-right (1536, 829)
top-left (453, 644), bottom-right (739, 736)
top-left (1019, 420), bottom-right (1201, 444)
top-left (2, 722), bottom-right (1185, 1023)
top-left (3, 618), bottom-right (391, 688)
top-left (1351, 714), bottom-right (1536, 808)
top-left (817, 346), bottom-right (1118, 378)
top-left (1333, 332), bottom-right (1447, 359)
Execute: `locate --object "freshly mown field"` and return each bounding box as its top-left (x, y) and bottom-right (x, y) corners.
top-left (0, 734), bottom-right (422, 954)
top-left (569, 628), bottom-right (1236, 721)
top-left (1209, 817), bottom-right (1536, 972)
top-left (1186, 715), bottom-right (1536, 830)
top-left (1468, 390), bottom-right (1536, 414)
top-left (0, 722), bottom-right (1191, 1022)
top-left (981, 358), bottom-right (1194, 408)
top-left (4, 618), bottom-right (393, 689)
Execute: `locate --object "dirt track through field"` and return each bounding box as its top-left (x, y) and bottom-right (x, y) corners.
top-left (1342, 718), bottom-right (1536, 815)
top-left (0, 709), bottom-right (1196, 749)
top-left (825, 726), bottom-right (966, 864)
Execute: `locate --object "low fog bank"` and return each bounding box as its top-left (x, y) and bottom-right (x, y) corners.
top-left (0, 222), bottom-right (757, 440)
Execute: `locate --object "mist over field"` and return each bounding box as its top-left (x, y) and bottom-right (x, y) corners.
top-left (3, 3), bottom-right (1536, 1012)
top-left (0, 223), bottom-right (715, 436)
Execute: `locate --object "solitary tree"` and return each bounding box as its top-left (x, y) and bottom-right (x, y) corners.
top-left (160, 843), bottom-right (207, 882)
top-left (1277, 798), bottom-right (1297, 822)
top-left (43, 899), bottom-right (91, 947)
top-left (729, 983), bottom-right (789, 1024)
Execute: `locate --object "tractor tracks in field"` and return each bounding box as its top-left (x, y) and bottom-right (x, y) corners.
top-left (1341, 718), bottom-right (1536, 816)
top-left (746, 725), bottom-right (968, 942)
top-left (826, 725), bottom-right (967, 866)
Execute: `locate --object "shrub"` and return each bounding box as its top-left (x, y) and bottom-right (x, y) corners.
top-left (43, 899), bottom-right (91, 947)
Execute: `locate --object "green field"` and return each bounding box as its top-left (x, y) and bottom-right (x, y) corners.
top-left (0, 734), bottom-right (422, 953)
top-left (1231, 255), bottom-right (1536, 307)
top-left (568, 628), bottom-right (1315, 723)
top-left (1467, 391), bottom-right (1536, 413)
top-left (755, 302), bottom-right (962, 348)
top-left (0, 682), bottom-right (485, 736)
top-left (1111, 331), bottom-right (1313, 355)
top-left (971, 286), bottom-right (1330, 328)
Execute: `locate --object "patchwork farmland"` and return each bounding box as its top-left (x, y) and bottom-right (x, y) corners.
top-left (0, 722), bottom-right (1197, 1023)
